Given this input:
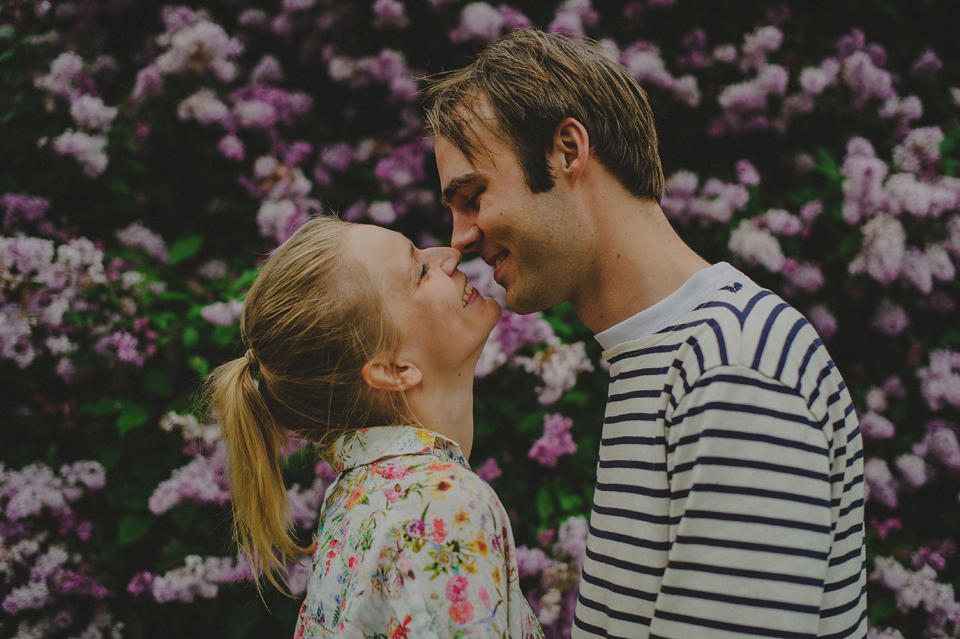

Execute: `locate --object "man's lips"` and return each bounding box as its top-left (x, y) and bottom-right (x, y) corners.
top-left (491, 251), bottom-right (509, 283)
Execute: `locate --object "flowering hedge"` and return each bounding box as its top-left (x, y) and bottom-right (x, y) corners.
top-left (2, 0), bottom-right (959, 637)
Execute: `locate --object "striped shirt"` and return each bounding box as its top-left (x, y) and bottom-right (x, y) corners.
top-left (573, 263), bottom-right (866, 639)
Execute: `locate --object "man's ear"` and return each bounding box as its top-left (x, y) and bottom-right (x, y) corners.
top-left (361, 356), bottom-right (423, 392)
top-left (552, 117), bottom-right (590, 184)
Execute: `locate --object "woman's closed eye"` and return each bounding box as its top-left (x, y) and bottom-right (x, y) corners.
top-left (419, 263), bottom-right (430, 281)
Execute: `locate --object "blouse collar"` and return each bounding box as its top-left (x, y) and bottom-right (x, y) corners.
top-left (321, 425), bottom-right (469, 473)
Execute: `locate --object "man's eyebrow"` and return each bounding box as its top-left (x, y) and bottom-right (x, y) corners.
top-left (441, 171), bottom-right (483, 207)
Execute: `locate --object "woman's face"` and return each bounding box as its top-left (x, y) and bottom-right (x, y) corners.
top-left (346, 224), bottom-right (502, 377)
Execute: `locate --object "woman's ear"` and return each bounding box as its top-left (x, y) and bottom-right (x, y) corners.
top-left (361, 356), bottom-right (423, 391)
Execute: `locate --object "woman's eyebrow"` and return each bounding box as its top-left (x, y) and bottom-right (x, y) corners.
top-left (440, 171), bottom-right (482, 207)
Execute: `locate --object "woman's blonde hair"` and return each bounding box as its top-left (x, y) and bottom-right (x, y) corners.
top-left (204, 215), bottom-right (414, 593)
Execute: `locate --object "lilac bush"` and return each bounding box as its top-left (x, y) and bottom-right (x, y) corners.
top-left (2, 0), bottom-right (959, 636)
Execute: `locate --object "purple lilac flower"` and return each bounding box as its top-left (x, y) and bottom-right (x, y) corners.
top-left (375, 143), bottom-right (425, 191)
top-left (912, 540), bottom-right (955, 571)
top-left (218, 135), bottom-right (244, 161)
top-left (95, 330), bottom-right (143, 366)
top-left (499, 5), bottom-right (532, 30)
top-left (528, 414), bottom-right (577, 467)
top-left (200, 300), bottom-right (243, 326)
top-left (33, 51), bottom-right (83, 100)
top-left (516, 546), bottom-right (552, 578)
top-left (475, 458), bottom-right (502, 482)
top-left (861, 411), bottom-right (896, 439)
top-left (373, 0), bottom-right (409, 28)
top-left (2, 580), bottom-right (53, 613)
top-left (148, 446), bottom-right (230, 514)
top-left (759, 208), bottom-right (803, 236)
top-left (450, 3), bottom-right (503, 43)
top-left (894, 454), bottom-right (929, 489)
top-left (782, 260), bottom-right (824, 293)
top-left (1, 193), bottom-right (50, 227)
top-left (132, 64), bottom-right (163, 102)
top-left (740, 25), bottom-right (782, 71)
top-left (871, 298), bottom-right (909, 336)
top-left (735, 160), bottom-right (760, 186)
top-left (556, 516), bottom-right (588, 568)
top-left (911, 48), bottom-right (943, 76)
top-left (154, 11), bottom-right (243, 82)
top-left (516, 342), bottom-right (594, 405)
top-left (250, 54), bottom-right (284, 85)
top-left (841, 51), bottom-right (895, 108)
top-left (728, 219), bottom-right (785, 272)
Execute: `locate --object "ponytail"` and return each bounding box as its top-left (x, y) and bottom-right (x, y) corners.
top-left (205, 354), bottom-right (310, 594)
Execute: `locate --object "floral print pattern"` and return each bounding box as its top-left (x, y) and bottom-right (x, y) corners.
top-left (294, 426), bottom-right (543, 639)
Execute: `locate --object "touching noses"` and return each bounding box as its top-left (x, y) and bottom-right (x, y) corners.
top-left (427, 247), bottom-right (462, 276)
top-left (451, 212), bottom-right (482, 254)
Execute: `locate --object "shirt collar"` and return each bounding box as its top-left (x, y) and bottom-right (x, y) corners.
top-left (321, 425), bottom-right (469, 473)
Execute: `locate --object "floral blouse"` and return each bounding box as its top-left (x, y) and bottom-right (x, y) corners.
top-left (294, 426), bottom-right (543, 639)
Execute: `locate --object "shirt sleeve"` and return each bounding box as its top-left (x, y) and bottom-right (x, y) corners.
top-left (372, 463), bottom-right (543, 639)
top-left (648, 364), bottom-right (833, 639)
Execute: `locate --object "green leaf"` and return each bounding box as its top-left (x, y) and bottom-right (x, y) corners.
top-left (81, 396), bottom-right (122, 416)
top-left (229, 268), bottom-right (261, 295)
top-left (144, 368), bottom-right (173, 397)
top-left (118, 514), bottom-right (154, 545)
top-left (0, 25), bottom-right (14, 39)
top-left (557, 491), bottom-right (584, 512)
top-left (188, 355), bottom-right (209, 376)
top-left (536, 487), bottom-right (555, 522)
top-left (168, 235), bottom-right (204, 266)
top-left (867, 597), bottom-right (897, 623)
top-left (211, 324), bottom-right (238, 346)
top-left (813, 147), bottom-right (841, 182)
top-left (228, 605), bottom-right (264, 639)
top-left (182, 326), bottom-right (199, 348)
top-left (95, 445), bottom-right (123, 469)
top-left (117, 404), bottom-right (149, 435)
top-left (170, 502), bottom-right (199, 534)
top-left (518, 411), bottom-right (545, 435)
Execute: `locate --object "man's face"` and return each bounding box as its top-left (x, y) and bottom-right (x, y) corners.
top-left (436, 127), bottom-right (588, 315)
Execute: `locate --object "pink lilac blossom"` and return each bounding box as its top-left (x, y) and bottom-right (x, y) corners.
top-left (915, 422), bottom-right (960, 471)
top-left (840, 138), bottom-right (888, 224)
top-left (870, 557), bottom-right (960, 632)
top-left (740, 25), bottom-right (782, 71)
top-left (528, 414), bottom-right (577, 467)
top-left (622, 43), bottom-right (701, 107)
top-left (218, 135), bottom-right (244, 161)
top-left (69, 95), bottom-right (117, 133)
top-left (197, 259), bottom-right (228, 280)
top-left (250, 54), bottom-right (284, 85)
top-left (911, 48), bottom-right (943, 76)
top-left (95, 330), bottom-right (143, 366)
top-left (807, 305), bottom-right (837, 340)
top-left (895, 454), bottom-right (929, 489)
top-left (728, 219), bottom-right (785, 272)
top-left (52, 130), bottom-right (108, 177)
top-left (917, 350), bottom-right (960, 412)
top-left (798, 60), bottom-right (839, 95)
top-left (150, 554), bottom-right (239, 603)
top-left (516, 546), bottom-right (552, 579)
top-left (200, 300), bottom-right (243, 326)
top-left (499, 5), bottom-right (532, 30)
top-left (860, 411), bottom-right (896, 439)
top-left (893, 126), bottom-right (944, 174)
top-left (367, 201), bottom-right (398, 225)
top-left (148, 445), bottom-right (230, 514)
top-left (900, 248), bottom-right (934, 294)
top-left (233, 99), bottom-right (279, 129)
top-left (871, 298), bottom-right (909, 336)
top-left (555, 516), bottom-right (588, 568)
top-left (864, 457), bottom-right (899, 508)
top-left (782, 259), bottom-right (824, 293)
top-left (516, 341), bottom-right (594, 405)
top-left (878, 95), bottom-right (923, 129)
top-left (177, 89), bottom-right (229, 125)
top-left (841, 51), bottom-right (895, 108)
top-left (2, 580), bottom-right (53, 613)
top-left (548, 0), bottom-right (598, 36)
top-left (735, 160), bottom-right (760, 186)
top-left (759, 208), bottom-right (803, 236)
top-left (373, 0), bottom-right (409, 28)
top-left (287, 472), bottom-right (331, 529)
top-left (131, 64), bottom-right (163, 103)
top-left (475, 458), bottom-right (502, 482)
top-left (848, 215), bottom-right (906, 284)
top-left (229, 85), bottom-right (313, 126)
top-left (115, 222), bottom-right (169, 263)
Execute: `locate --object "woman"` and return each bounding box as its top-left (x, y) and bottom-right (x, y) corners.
top-left (206, 216), bottom-right (543, 638)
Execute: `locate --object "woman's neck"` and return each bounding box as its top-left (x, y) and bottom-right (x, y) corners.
top-left (403, 367), bottom-right (476, 459)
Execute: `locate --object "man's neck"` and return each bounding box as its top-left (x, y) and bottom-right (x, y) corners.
top-left (571, 197), bottom-right (710, 334)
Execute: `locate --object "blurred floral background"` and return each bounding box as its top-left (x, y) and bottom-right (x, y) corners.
top-left (1, 0), bottom-right (959, 637)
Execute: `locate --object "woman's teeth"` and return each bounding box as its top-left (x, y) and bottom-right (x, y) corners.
top-left (495, 254), bottom-right (506, 268)
top-left (462, 281), bottom-right (475, 307)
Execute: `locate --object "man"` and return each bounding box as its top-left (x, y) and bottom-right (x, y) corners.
top-left (425, 29), bottom-right (866, 639)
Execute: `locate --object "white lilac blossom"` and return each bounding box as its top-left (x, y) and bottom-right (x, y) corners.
top-left (842, 51), bottom-right (894, 108)
top-left (516, 342), bottom-right (594, 405)
top-left (555, 516), bottom-right (588, 569)
top-left (450, 3), bottom-right (504, 43)
top-left (917, 350), bottom-right (960, 412)
top-left (197, 259), bottom-right (228, 280)
top-left (154, 9), bottom-right (243, 82)
top-left (736, 159), bottom-right (760, 186)
top-left (367, 201), bottom-right (398, 225)
top-left (893, 126), bottom-right (944, 174)
top-left (870, 557), bottom-right (960, 635)
top-left (848, 215), bottom-right (906, 285)
top-left (69, 95), bottom-right (118, 133)
top-left (52, 130), bottom-right (108, 177)
top-left (249, 54), bottom-right (284, 85)
top-left (728, 219), bottom-right (785, 273)
top-left (759, 208), bottom-right (803, 236)
top-left (662, 172), bottom-right (748, 225)
top-left (740, 25), bottom-right (783, 71)
top-left (528, 414), bottom-right (578, 467)
top-left (548, 0), bottom-right (598, 36)
top-left (895, 454), bottom-right (929, 489)
top-left (217, 135), bottom-right (244, 161)
top-left (200, 299), bottom-right (243, 326)
top-left (115, 222), bottom-right (169, 263)
top-left (177, 88), bottom-right (229, 125)
top-left (33, 51), bottom-right (83, 101)
top-left (621, 43), bottom-right (700, 107)
top-left (861, 411), bottom-right (896, 439)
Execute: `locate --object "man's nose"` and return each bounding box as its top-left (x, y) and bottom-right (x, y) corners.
top-left (430, 247), bottom-right (462, 275)
top-left (451, 213), bottom-right (482, 254)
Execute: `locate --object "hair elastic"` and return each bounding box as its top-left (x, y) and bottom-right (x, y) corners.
top-left (244, 349), bottom-right (259, 371)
